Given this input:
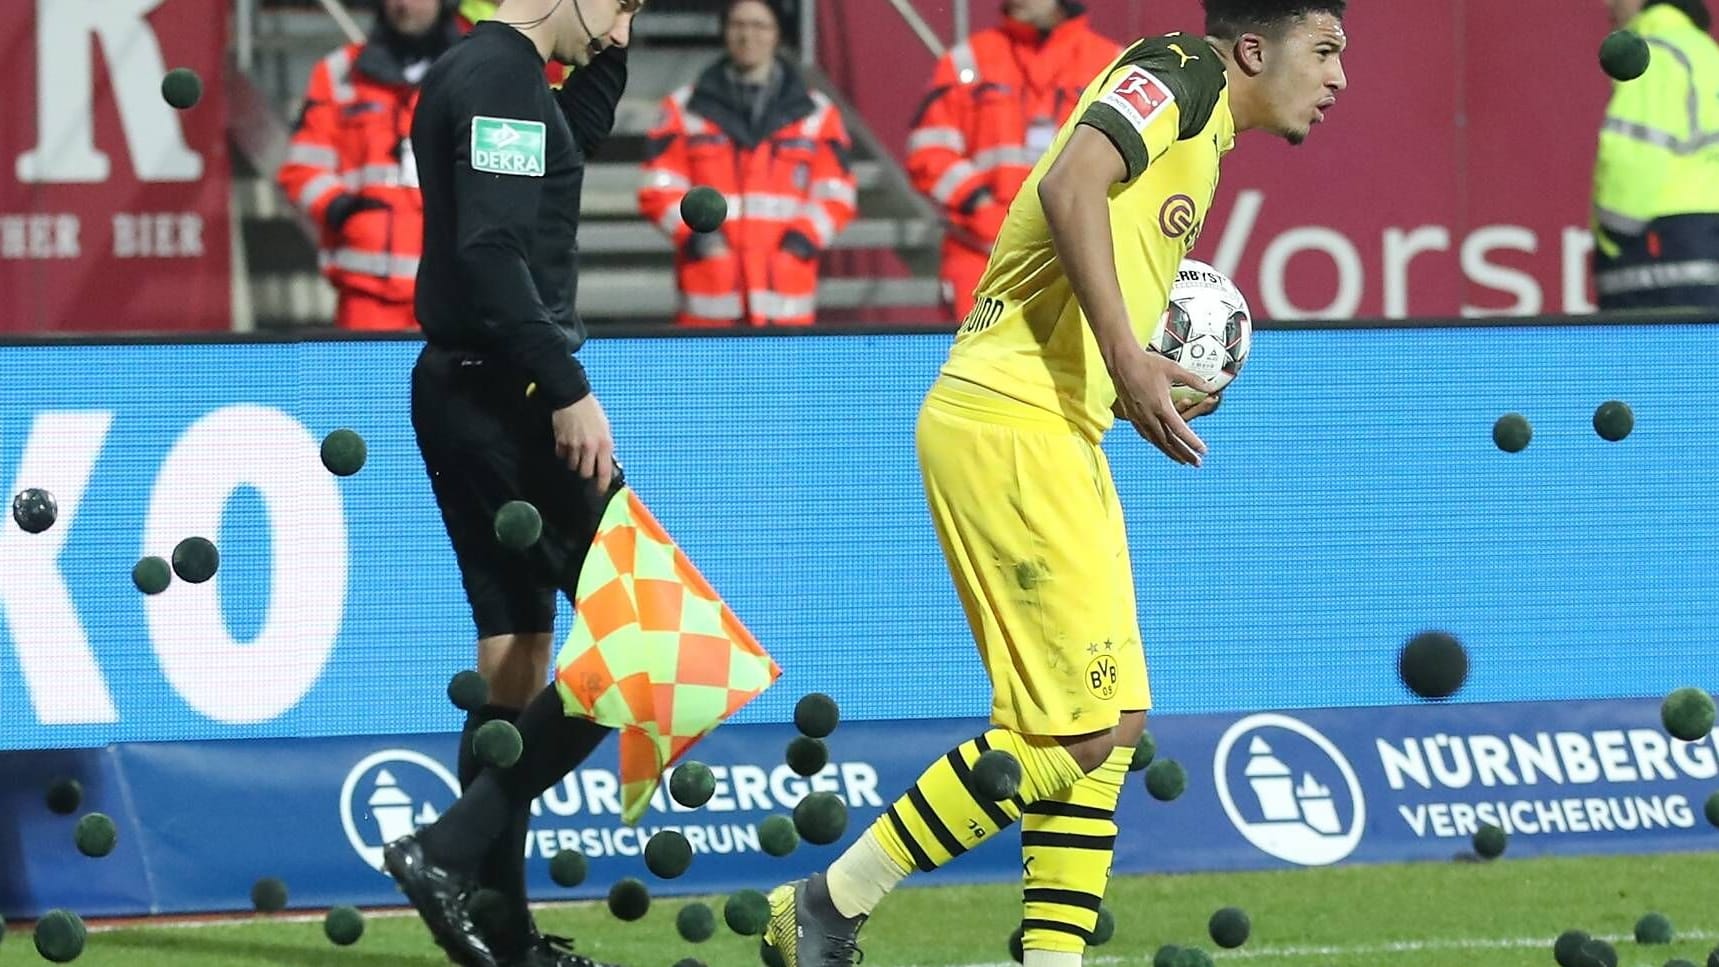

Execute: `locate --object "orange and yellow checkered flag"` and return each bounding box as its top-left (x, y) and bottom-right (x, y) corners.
top-left (553, 487), bottom-right (780, 824)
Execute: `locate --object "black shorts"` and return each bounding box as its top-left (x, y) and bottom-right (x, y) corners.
top-left (411, 344), bottom-right (624, 638)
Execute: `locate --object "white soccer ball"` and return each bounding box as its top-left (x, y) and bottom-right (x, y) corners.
top-left (1149, 259), bottom-right (1252, 405)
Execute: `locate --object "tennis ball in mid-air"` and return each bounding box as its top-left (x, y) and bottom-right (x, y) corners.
top-left (1208, 906), bottom-right (1251, 948)
top-left (494, 500), bottom-right (543, 550)
top-left (675, 902), bottom-right (716, 943)
top-left (1661, 687), bottom-right (1716, 741)
top-left (1154, 945), bottom-right (1183, 967)
top-left (161, 67), bottom-right (203, 108)
top-left (644, 830), bottom-right (692, 879)
top-left (1593, 400), bottom-right (1634, 441)
top-left (1398, 630), bottom-right (1468, 699)
top-left (1492, 413), bottom-right (1532, 452)
top-left (45, 778), bottom-right (83, 816)
top-left (785, 736), bottom-right (829, 777)
top-left (1129, 730), bottom-right (1157, 772)
top-left (548, 849), bottom-right (587, 887)
top-left (1145, 758), bottom-right (1187, 802)
top-left (1600, 30), bottom-right (1650, 81)
top-left (761, 942), bottom-right (786, 967)
top-left (11, 488), bottom-right (57, 533)
top-left (33, 909), bottom-right (86, 963)
top-left (133, 556), bottom-right (172, 595)
top-left (1090, 905), bottom-right (1116, 946)
top-left (670, 761), bottom-right (715, 808)
top-left (319, 429), bottom-right (366, 477)
top-left (1007, 924), bottom-right (1024, 962)
top-left (972, 749), bottom-right (1022, 801)
top-left (680, 186), bottom-right (728, 233)
top-left (472, 720), bottom-right (523, 768)
top-left (723, 889), bottom-right (769, 935)
top-left (251, 876), bottom-right (288, 913)
top-left (171, 537), bottom-right (219, 584)
top-left (758, 814), bottom-right (799, 857)
top-left (324, 906), bottom-right (364, 945)
top-left (1554, 929), bottom-right (1591, 967)
top-left (608, 878), bottom-right (650, 921)
top-left (793, 792), bottom-right (848, 845)
top-left (1705, 791), bottom-right (1719, 828)
top-left (446, 670), bottom-right (490, 712)
top-left (1636, 912), bottom-right (1674, 944)
top-left (74, 812), bottom-right (117, 857)
top-left (794, 693), bottom-right (840, 738)
top-left (1473, 823), bottom-right (1507, 859)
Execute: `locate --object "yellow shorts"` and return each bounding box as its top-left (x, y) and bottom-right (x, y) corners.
top-left (917, 376), bottom-right (1149, 736)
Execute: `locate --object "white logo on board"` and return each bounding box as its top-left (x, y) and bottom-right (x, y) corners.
top-left (340, 749), bottom-right (460, 873)
top-left (1213, 713), bottom-right (1366, 866)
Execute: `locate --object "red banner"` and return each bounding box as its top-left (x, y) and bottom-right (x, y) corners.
top-left (1, 0), bottom-right (231, 333)
top-left (819, 0), bottom-right (1654, 319)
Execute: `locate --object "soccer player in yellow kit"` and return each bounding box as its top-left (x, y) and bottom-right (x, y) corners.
top-left (764, 3), bottom-right (1349, 966)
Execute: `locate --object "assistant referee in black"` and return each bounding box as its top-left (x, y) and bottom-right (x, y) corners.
top-left (393, 2), bottom-right (643, 967)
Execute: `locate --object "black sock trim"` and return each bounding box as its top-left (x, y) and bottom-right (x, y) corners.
top-left (905, 785), bottom-right (965, 860)
top-left (1021, 831), bottom-right (1117, 851)
top-left (1024, 800), bottom-right (1114, 821)
top-left (886, 805), bottom-right (937, 872)
top-left (1023, 887), bottom-right (1104, 912)
top-left (946, 747), bottom-right (1015, 829)
top-left (1020, 917), bottom-right (1093, 940)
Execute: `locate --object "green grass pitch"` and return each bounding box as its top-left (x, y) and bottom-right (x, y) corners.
top-left (6, 852), bottom-right (1715, 966)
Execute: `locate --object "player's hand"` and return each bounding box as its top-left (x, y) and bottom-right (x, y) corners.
top-left (1107, 345), bottom-right (1215, 467)
top-left (1177, 392), bottom-right (1222, 421)
top-left (551, 394), bottom-right (615, 493)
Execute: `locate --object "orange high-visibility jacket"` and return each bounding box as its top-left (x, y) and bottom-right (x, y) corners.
top-left (906, 12), bottom-right (1120, 318)
top-left (277, 40), bottom-right (428, 330)
top-left (638, 60), bottom-right (857, 327)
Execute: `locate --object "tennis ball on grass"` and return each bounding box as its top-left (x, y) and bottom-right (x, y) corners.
top-left (1600, 30), bottom-right (1650, 81)
top-left (644, 830), bottom-right (692, 879)
top-left (761, 943), bottom-right (786, 967)
top-left (1666, 959), bottom-right (1698, 967)
top-left (548, 850), bottom-right (587, 887)
top-left (324, 906), bottom-right (364, 945)
top-left (1208, 906), bottom-right (1251, 948)
top-left (758, 814), bottom-right (799, 857)
top-left (1554, 929), bottom-right (1591, 966)
top-left (494, 500), bottom-right (543, 550)
top-left (785, 736), bottom-right (829, 777)
top-left (319, 429), bottom-right (366, 477)
top-left (1008, 925), bottom-right (1024, 963)
top-left (1593, 399), bottom-right (1634, 441)
top-left (675, 902), bottom-right (716, 943)
top-left (1661, 687), bottom-right (1716, 741)
top-left (1473, 823), bottom-right (1507, 859)
top-left (1129, 730), bottom-right (1157, 771)
top-left (1145, 758), bottom-right (1186, 802)
top-left (33, 909), bottom-right (86, 963)
top-left (1710, 947), bottom-right (1719, 967)
top-left (45, 779), bottom-right (82, 816)
top-left (133, 556), bottom-right (172, 594)
top-left (1398, 630), bottom-right (1468, 699)
top-left (794, 791), bottom-right (848, 845)
top-left (11, 488), bottom-right (57, 533)
top-left (74, 813), bottom-right (116, 857)
top-left (1091, 905), bottom-right (1116, 946)
top-left (251, 876), bottom-right (288, 912)
top-left (1578, 938), bottom-right (1619, 967)
top-left (446, 670), bottom-right (489, 712)
top-left (607, 878), bottom-right (650, 921)
top-left (794, 693), bottom-right (840, 738)
top-left (1176, 947), bottom-right (1214, 967)
top-left (172, 537), bottom-right (219, 583)
top-left (472, 720), bottom-right (522, 768)
top-left (680, 187), bottom-right (728, 233)
top-left (670, 762), bottom-right (715, 808)
top-left (1492, 413), bottom-right (1532, 452)
top-left (1636, 912), bottom-right (1674, 944)
top-left (971, 749), bottom-right (1022, 801)
top-left (1154, 946), bottom-right (1183, 967)
top-left (674, 959), bottom-right (708, 967)
top-left (161, 67), bottom-right (203, 108)
top-left (724, 889), bottom-right (770, 935)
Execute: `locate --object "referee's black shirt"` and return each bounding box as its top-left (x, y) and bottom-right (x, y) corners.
top-left (412, 21), bottom-right (628, 409)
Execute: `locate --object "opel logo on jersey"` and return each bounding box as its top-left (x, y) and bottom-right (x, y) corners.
top-left (1159, 194), bottom-right (1197, 238)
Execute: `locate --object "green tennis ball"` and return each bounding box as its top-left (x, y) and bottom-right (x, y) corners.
top-left (1129, 730), bottom-right (1157, 771)
top-left (793, 791), bottom-right (848, 845)
top-left (785, 736), bottom-right (829, 777)
top-left (971, 749), bottom-right (1022, 801)
top-left (250, 876), bottom-right (288, 913)
top-left (132, 556), bottom-right (172, 595)
top-left (758, 814), bottom-right (799, 857)
top-left (1090, 905), bottom-right (1116, 946)
top-left (171, 536), bottom-right (219, 584)
top-left (161, 67), bottom-right (203, 109)
top-left (12, 488), bottom-right (57, 533)
top-left (1208, 906), bottom-right (1250, 948)
top-left (607, 877), bottom-right (650, 921)
top-left (1008, 924), bottom-right (1024, 962)
top-left (760, 941), bottom-right (786, 967)
top-left (724, 888), bottom-right (770, 935)
top-left (680, 186), bottom-right (728, 233)
top-left (1145, 758), bottom-right (1187, 802)
top-left (74, 812), bottom-right (117, 858)
top-left (1709, 948), bottom-right (1719, 967)
top-left (675, 902), bottom-right (716, 943)
top-left (670, 761), bottom-right (716, 808)
top-left (548, 849), bottom-right (587, 887)
top-left (33, 909), bottom-right (86, 963)
top-left (494, 500), bottom-right (543, 551)
top-left (794, 693), bottom-right (840, 738)
top-left (644, 830), bottom-right (692, 879)
top-left (446, 670), bottom-right (489, 712)
top-left (472, 720), bottom-right (523, 768)
top-left (1636, 912), bottom-right (1674, 945)
top-left (467, 887), bottom-right (510, 938)
top-left (1666, 959), bottom-right (1698, 967)
top-left (1154, 945), bottom-right (1183, 967)
top-left (1705, 790), bottom-right (1719, 828)
top-left (45, 778), bottom-right (83, 816)
top-left (1554, 929), bottom-right (1591, 967)
top-left (674, 959), bottom-right (709, 967)
top-left (1492, 412), bottom-right (1532, 452)
top-left (319, 429), bottom-right (366, 477)
top-left (1579, 938), bottom-right (1619, 967)
top-left (1593, 399), bottom-right (1634, 442)
top-left (1600, 30), bottom-right (1651, 81)
top-left (1398, 629), bottom-right (1468, 699)
top-left (1661, 687), bottom-right (1716, 741)
top-left (1472, 823), bottom-right (1507, 859)
top-left (1175, 947), bottom-right (1215, 967)
top-left (324, 906), bottom-right (364, 946)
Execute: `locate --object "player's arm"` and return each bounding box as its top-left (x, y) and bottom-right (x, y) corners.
top-left (555, 44), bottom-right (630, 158)
top-left (450, 60), bottom-right (590, 411)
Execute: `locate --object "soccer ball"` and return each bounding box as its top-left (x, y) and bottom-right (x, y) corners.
top-left (1150, 259), bottom-right (1252, 405)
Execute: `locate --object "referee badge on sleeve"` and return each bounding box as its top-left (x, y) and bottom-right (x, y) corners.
top-left (471, 116), bottom-right (547, 177)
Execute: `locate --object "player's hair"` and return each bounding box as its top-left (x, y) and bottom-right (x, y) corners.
top-left (1646, 0), bottom-right (1711, 31)
top-left (1203, 0), bottom-right (1347, 40)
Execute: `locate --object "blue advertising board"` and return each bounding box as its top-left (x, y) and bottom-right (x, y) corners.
top-left (0, 327), bottom-right (1716, 750)
top-left (3, 698), bottom-right (1715, 919)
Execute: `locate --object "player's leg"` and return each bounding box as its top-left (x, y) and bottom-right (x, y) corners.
top-left (1018, 447), bottom-right (1146, 966)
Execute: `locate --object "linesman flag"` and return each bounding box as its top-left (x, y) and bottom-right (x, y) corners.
top-left (554, 487), bottom-right (780, 824)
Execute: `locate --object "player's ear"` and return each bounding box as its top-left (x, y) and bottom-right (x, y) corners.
top-left (1231, 32), bottom-right (1268, 76)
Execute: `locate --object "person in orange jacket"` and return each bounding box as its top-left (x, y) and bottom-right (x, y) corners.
top-left (907, 0), bottom-right (1120, 321)
top-left (638, 0), bottom-right (857, 327)
top-left (277, 0), bottom-right (457, 331)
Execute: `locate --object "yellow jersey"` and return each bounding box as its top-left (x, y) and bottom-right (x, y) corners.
top-left (939, 33), bottom-right (1236, 442)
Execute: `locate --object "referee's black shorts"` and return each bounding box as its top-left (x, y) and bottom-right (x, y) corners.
top-left (411, 344), bottom-right (624, 639)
